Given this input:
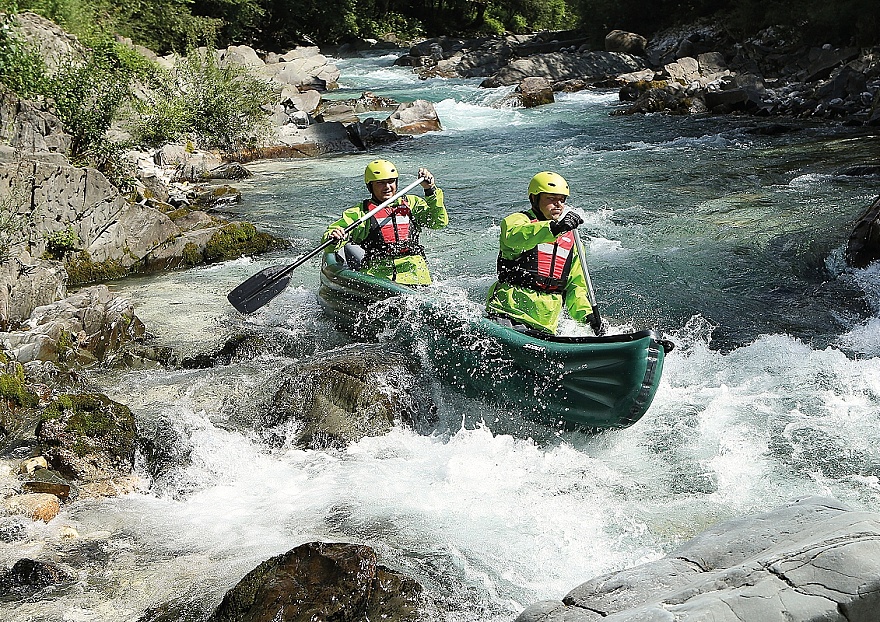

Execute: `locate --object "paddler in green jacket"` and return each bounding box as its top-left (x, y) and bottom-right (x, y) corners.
top-left (486, 171), bottom-right (603, 335)
top-left (323, 159), bottom-right (447, 285)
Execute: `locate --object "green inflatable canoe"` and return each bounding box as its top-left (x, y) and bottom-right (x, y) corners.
top-left (317, 249), bottom-right (674, 431)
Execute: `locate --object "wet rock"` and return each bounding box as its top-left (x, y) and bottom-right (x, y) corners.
top-left (346, 118), bottom-right (401, 150)
top-left (517, 496), bottom-right (880, 622)
top-left (20, 467), bottom-right (75, 501)
top-left (382, 100), bottom-right (442, 135)
top-left (36, 393), bottom-right (137, 484)
top-left (516, 77), bottom-right (555, 108)
top-left (0, 558), bottom-right (75, 600)
top-left (258, 344), bottom-right (433, 450)
top-left (208, 541), bottom-right (422, 622)
top-left (846, 195), bottom-right (880, 269)
top-left (207, 162), bottom-right (253, 180)
top-left (3, 492), bottom-right (61, 522)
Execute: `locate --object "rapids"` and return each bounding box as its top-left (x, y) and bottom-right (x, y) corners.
top-left (3, 51), bottom-right (880, 621)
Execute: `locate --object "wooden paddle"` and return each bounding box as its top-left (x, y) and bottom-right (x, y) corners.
top-left (227, 176), bottom-right (425, 314)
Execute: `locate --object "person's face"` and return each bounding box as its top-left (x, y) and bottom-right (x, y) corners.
top-left (370, 178), bottom-right (397, 202)
top-left (535, 192), bottom-right (567, 220)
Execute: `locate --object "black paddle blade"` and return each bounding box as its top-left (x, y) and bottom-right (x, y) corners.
top-left (227, 264), bottom-right (292, 314)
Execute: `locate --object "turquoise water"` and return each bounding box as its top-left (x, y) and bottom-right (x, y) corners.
top-left (4, 52), bottom-right (880, 621)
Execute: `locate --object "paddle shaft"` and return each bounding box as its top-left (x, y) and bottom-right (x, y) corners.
top-left (228, 176), bottom-right (425, 313)
top-left (562, 207), bottom-right (601, 325)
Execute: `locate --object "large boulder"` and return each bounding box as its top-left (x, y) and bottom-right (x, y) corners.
top-left (517, 496), bottom-right (880, 622)
top-left (0, 88), bottom-right (72, 154)
top-left (0, 251), bottom-right (66, 327)
top-left (255, 344), bottom-right (433, 450)
top-left (208, 541), bottom-right (422, 622)
top-left (382, 100), bottom-right (442, 135)
top-left (481, 51), bottom-right (649, 88)
top-left (0, 158), bottom-right (179, 268)
top-left (605, 30), bottom-right (648, 56)
top-left (846, 195), bottom-right (880, 268)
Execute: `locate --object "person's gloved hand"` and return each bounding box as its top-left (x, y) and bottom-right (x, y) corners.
top-left (549, 210), bottom-right (583, 236)
top-left (587, 310), bottom-right (605, 336)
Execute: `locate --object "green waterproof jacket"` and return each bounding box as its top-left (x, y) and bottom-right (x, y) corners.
top-left (486, 208), bottom-right (593, 334)
top-left (322, 188), bottom-right (447, 285)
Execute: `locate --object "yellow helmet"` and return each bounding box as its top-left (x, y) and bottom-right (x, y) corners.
top-left (528, 171), bottom-right (569, 197)
top-left (364, 159), bottom-right (399, 184)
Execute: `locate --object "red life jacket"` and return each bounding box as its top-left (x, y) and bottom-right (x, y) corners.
top-left (497, 210), bottom-right (575, 293)
top-left (361, 197), bottom-right (425, 261)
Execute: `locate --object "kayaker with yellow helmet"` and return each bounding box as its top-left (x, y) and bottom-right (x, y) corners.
top-left (323, 159), bottom-right (447, 285)
top-left (486, 171), bottom-right (602, 335)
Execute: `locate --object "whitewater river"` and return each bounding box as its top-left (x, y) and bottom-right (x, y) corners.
top-left (5, 52), bottom-right (880, 621)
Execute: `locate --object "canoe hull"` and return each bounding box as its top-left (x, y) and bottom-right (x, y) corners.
top-left (318, 251), bottom-right (669, 430)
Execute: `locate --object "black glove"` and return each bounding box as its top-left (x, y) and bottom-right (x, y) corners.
top-left (549, 211), bottom-right (583, 236)
top-left (587, 310), bottom-right (605, 336)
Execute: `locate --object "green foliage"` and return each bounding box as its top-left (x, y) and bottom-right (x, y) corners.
top-left (358, 11), bottom-right (423, 41)
top-left (43, 225), bottom-right (81, 258)
top-left (129, 47), bottom-right (279, 154)
top-left (0, 14), bottom-right (50, 98)
top-left (48, 38), bottom-right (138, 157)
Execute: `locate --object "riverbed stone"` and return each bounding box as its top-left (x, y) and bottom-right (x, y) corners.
top-left (846, 195), bottom-right (880, 268)
top-left (208, 541), bottom-right (422, 622)
top-left (517, 496), bottom-right (880, 622)
top-left (0, 557), bottom-right (75, 599)
top-left (36, 392), bottom-right (137, 484)
top-left (3, 492), bottom-right (61, 522)
top-left (258, 344), bottom-right (433, 449)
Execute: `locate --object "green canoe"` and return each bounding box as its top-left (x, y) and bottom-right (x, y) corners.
top-left (317, 249), bottom-right (673, 431)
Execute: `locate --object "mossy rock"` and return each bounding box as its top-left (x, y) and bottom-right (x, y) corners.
top-left (182, 241), bottom-right (204, 267)
top-left (0, 363), bottom-right (38, 408)
top-left (203, 222), bottom-right (288, 263)
top-left (65, 251), bottom-right (130, 286)
top-left (37, 393), bottom-right (137, 480)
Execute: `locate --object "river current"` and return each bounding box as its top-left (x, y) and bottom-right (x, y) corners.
top-left (4, 52), bottom-right (880, 621)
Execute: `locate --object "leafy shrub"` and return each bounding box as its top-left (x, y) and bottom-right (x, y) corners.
top-left (43, 225), bottom-right (80, 258)
top-left (129, 47), bottom-right (279, 155)
top-left (48, 39), bottom-right (139, 157)
top-left (0, 14), bottom-right (49, 98)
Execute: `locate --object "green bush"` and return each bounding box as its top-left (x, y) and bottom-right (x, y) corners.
top-left (0, 14), bottom-right (49, 98)
top-left (129, 47), bottom-right (279, 155)
top-left (43, 225), bottom-right (81, 258)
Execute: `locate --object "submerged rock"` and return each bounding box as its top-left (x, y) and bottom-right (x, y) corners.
top-left (256, 344), bottom-right (435, 450)
top-left (0, 557), bottom-right (75, 600)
